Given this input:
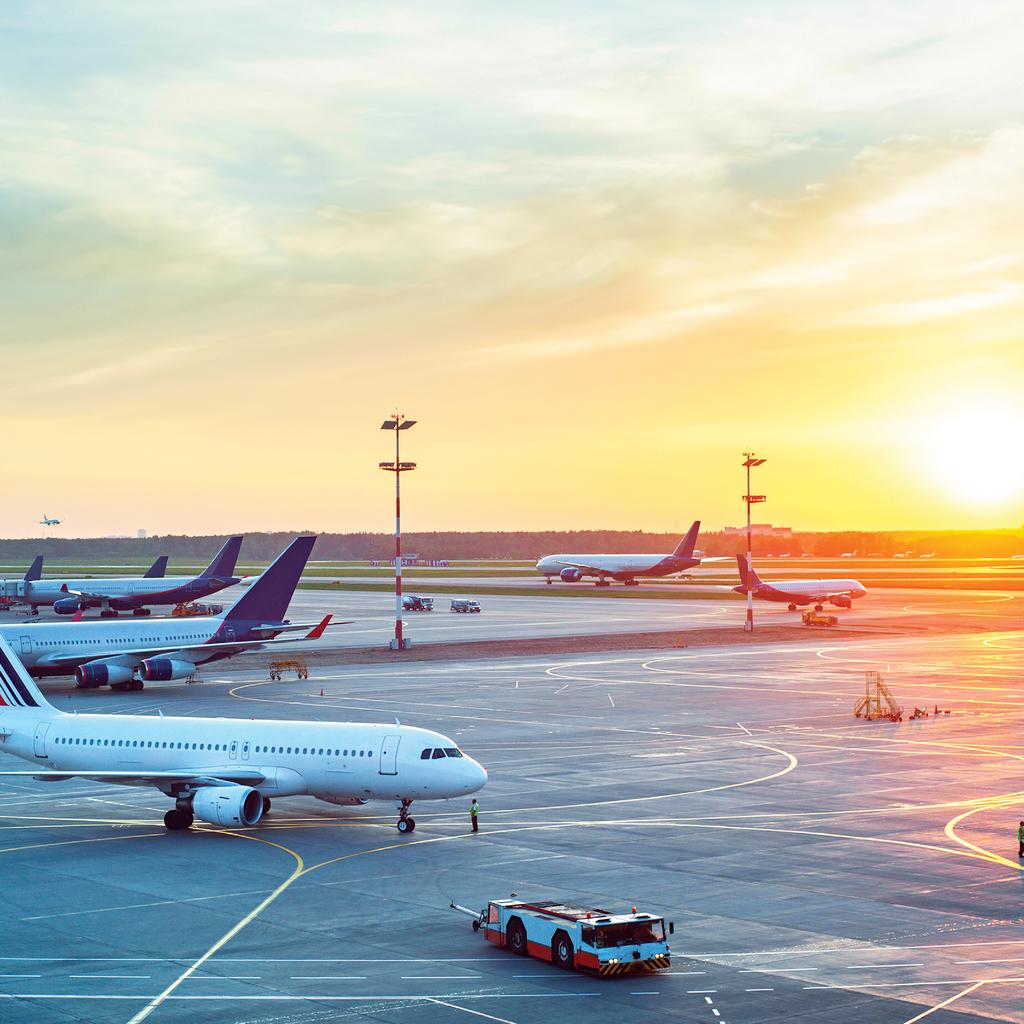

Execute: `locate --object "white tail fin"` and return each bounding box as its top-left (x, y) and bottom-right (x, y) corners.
top-left (0, 634), bottom-right (54, 713)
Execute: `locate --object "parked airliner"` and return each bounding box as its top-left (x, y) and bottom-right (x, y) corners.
top-left (0, 633), bottom-right (486, 832)
top-left (734, 556), bottom-right (868, 611)
top-left (26, 537), bottom-right (243, 617)
top-left (536, 521), bottom-right (704, 586)
top-left (0, 536), bottom-right (328, 690)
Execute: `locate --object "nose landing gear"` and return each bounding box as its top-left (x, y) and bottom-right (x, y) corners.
top-left (396, 799), bottom-right (416, 833)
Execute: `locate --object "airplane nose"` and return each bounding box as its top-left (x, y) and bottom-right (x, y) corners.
top-left (466, 759), bottom-right (488, 793)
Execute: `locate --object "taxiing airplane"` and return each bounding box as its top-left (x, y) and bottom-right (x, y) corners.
top-left (733, 555), bottom-right (868, 611)
top-left (0, 535), bottom-right (328, 690)
top-left (0, 632), bottom-right (486, 832)
top-left (39, 514), bottom-right (60, 526)
top-left (26, 537), bottom-right (242, 617)
top-left (536, 520), bottom-right (704, 586)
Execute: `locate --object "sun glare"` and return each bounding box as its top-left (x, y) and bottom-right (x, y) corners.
top-left (917, 404), bottom-right (1024, 505)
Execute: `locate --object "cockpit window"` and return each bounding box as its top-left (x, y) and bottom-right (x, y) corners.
top-left (431, 748), bottom-right (447, 759)
top-left (443, 748), bottom-right (463, 758)
top-left (420, 748), bottom-right (432, 760)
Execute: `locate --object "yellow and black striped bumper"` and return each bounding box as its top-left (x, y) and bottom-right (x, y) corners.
top-left (598, 954), bottom-right (671, 976)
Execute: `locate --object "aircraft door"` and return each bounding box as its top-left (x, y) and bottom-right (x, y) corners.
top-left (229, 740), bottom-right (238, 761)
top-left (379, 735), bottom-right (400, 775)
top-left (33, 722), bottom-right (49, 758)
top-left (19, 635), bottom-right (32, 656)
top-left (241, 741), bottom-right (250, 761)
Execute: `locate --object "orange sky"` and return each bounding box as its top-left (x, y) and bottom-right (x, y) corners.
top-left (3, 3), bottom-right (1022, 537)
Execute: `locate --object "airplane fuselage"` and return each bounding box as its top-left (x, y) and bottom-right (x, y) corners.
top-left (0, 615), bottom-right (268, 677)
top-left (25, 574), bottom-right (239, 612)
top-left (536, 553), bottom-right (697, 582)
top-left (734, 578), bottom-right (867, 606)
top-left (0, 712), bottom-right (487, 805)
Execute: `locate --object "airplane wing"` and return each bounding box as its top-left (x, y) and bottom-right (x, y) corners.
top-left (552, 560), bottom-right (612, 575)
top-left (0, 769), bottom-right (266, 788)
top-left (40, 615), bottom-right (337, 669)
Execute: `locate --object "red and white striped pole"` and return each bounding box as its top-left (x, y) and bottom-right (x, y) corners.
top-left (380, 414), bottom-right (417, 651)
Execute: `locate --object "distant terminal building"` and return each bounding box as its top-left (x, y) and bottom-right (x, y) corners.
top-left (722, 523), bottom-right (793, 538)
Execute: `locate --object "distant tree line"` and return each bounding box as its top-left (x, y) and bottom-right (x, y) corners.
top-left (0, 528), bottom-right (1022, 564)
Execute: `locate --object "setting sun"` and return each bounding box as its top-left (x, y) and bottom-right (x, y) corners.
top-left (918, 403), bottom-right (1024, 505)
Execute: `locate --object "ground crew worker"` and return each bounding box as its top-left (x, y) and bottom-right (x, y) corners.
top-left (1018, 821), bottom-right (1023, 858)
top-left (471, 799), bottom-right (479, 833)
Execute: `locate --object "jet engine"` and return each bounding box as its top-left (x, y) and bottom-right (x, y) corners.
top-left (831, 595), bottom-right (853, 609)
top-left (191, 785), bottom-right (264, 827)
top-left (139, 658), bottom-right (196, 682)
top-left (314, 795), bottom-right (369, 806)
top-left (559, 567), bottom-right (583, 583)
top-left (54, 597), bottom-right (81, 615)
top-left (75, 662), bottom-right (134, 688)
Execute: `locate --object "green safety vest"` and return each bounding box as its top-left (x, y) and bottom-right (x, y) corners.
top-left (471, 804), bottom-right (479, 817)
top-left (1018, 824), bottom-right (1024, 842)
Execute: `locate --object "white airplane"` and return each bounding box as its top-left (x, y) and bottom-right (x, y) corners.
top-left (0, 535), bottom-right (329, 691)
top-left (39, 514), bottom-right (60, 526)
top-left (536, 521), bottom-right (705, 587)
top-left (24, 536), bottom-right (243, 617)
top-left (0, 633), bottom-right (486, 833)
top-left (733, 556), bottom-right (868, 611)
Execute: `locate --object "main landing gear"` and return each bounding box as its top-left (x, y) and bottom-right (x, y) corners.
top-left (100, 609), bottom-right (119, 619)
top-left (164, 803), bottom-right (194, 831)
top-left (814, 604), bottom-right (824, 612)
top-left (263, 797), bottom-right (272, 816)
top-left (396, 799), bottom-right (416, 833)
top-left (111, 680), bottom-right (145, 692)
top-left (788, 603), bottom-right (798, 612)
top-left (132, 608), bottom-right (151, 617)
top-left (594, 579), bottom-right (611, 587)
top-left (623, 579), bottom-right (639, 587)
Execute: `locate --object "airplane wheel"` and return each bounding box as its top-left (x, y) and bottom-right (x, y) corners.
top-left (164, 809), bottom-right (191, 831)
top-left (815, 604), bottom-right (824, 612)
top-left (788, 603), bottom-right (797, 612)
top-left (129, 680), bottom-right (144, 692)
top-left (132, 608), bottom-right (151, 617)
top-left (100, 610), bottom-right (117, 619)
top-left (263, 798), bottom-right (272, 815)
top-left (397, 818), bottom-right (412, 833)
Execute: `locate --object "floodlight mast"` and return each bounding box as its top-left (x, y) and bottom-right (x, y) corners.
top-left (380, 414), bottom-right (417, 650)
top-left (742, 453), bottom-right (767, 632)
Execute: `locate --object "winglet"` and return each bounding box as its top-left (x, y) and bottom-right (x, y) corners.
top-left (24, 556), bottom-right (43, 582)
top-left (305, 614), bottom-right (332, 639)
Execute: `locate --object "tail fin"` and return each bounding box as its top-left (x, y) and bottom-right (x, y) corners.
top-left (24, 556), bottom-right (43, 582)
top-left (672, 521), bottom-right (701, 558)
top-left (735, 554), bottom-right (763, 589)
top-left (221, 536), bottom-right (315, 624)
top-left (144, 555), bottom-right (168, 579)
top-left (0, 634), bottom-right (54, 713)
top-left (200, 536), bottom-right (243, 578)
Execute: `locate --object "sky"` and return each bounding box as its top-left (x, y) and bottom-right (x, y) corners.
top-left (2, 1), bottom-right (1023, 537)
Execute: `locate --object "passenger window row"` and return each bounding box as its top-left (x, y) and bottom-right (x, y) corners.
top-left (54, 738), bottom-right (375, 757)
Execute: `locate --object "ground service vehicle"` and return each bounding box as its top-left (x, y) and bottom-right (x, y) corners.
top-left (403, 595), bottom-right (433, 612)
top-left (451, 897), bottom-right (672, 976)
top-left (802, 610), bottom-right (838, 627)
top-left (450, 599), bottom-right (481, 613)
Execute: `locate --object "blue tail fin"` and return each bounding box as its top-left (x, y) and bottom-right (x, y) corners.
top-left (23, 556), bottom-right (43, 582)
top-left (735, 554), bottom-right (763, 589)
top-left (200, 536), bottom-right (243, 578)
top-left (0, 633), bottom-right (53, 712)
top-left (221, 536), bottom-right (315, 624)
top-left (144, 555), bottom-right (168, 578)
top-left (672, 521), bottom-right (701, 558)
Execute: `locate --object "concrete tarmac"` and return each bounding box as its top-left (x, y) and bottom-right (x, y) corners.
top-left (2, 615), bottom-right (1024, 1022)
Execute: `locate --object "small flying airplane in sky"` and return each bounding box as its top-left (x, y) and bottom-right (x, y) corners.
top-left (39, 514), bottom-right (60, 526)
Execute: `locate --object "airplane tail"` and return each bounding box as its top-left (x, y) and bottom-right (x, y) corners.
top-left (199, 536), bottom-right (243, 579)
top-left (672, 521), bottom-right (701, 559)
top-left (23, 556), bottom-right (43, 582)
top-left (220, 536), bottom-right (315, 625)
top-left (735, 554), bottom-right (764, 589)
top-left (144, 555), bottom-right (168, 579)
top-left (0, 634), bottom-right (55, 715)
